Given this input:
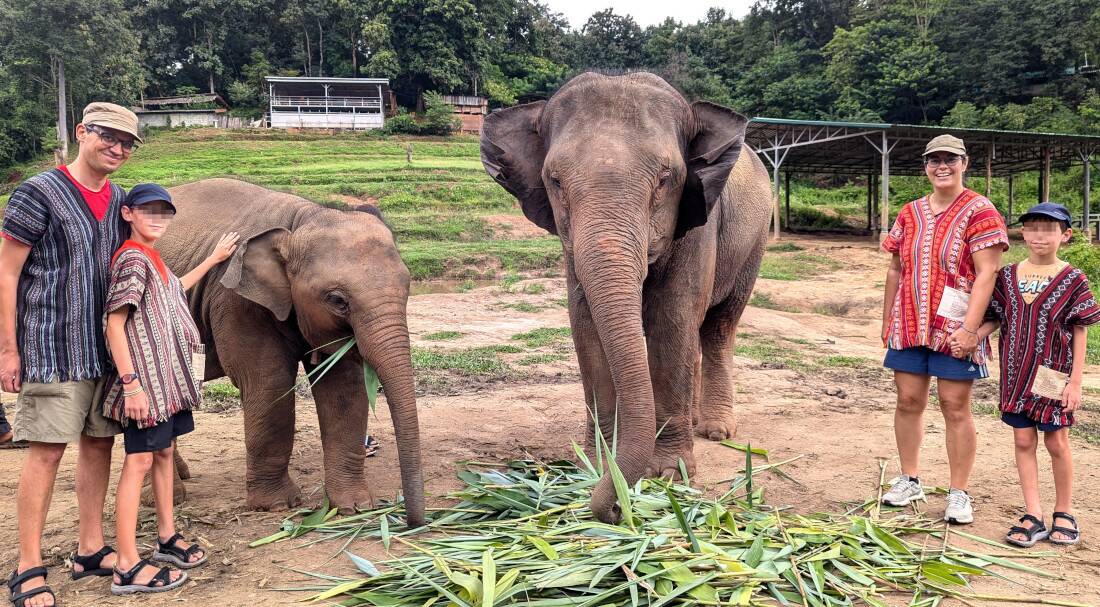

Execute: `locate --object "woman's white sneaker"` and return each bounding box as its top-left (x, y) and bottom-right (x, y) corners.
top-left (881, 475), bottom-right (925, 506)
top-left (944, 488), bottom-right (974, 524)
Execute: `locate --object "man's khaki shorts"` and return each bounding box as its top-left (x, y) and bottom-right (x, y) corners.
top-left (13, 378), bottom-right (121, 443)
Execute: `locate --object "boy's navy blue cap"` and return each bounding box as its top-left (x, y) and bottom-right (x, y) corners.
top-left (1017, 202), bottom-right (1071, 226)
top-left (124, 183), bottom-right (176, 212)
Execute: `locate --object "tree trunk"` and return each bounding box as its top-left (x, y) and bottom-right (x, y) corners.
top-left (317, 20), bottom-right (325, 77)
top-left (350, 30), bottom-right (358, 76)
top-left (207, 30), bottom-right (217, 93)
top-left (303, 27), bottom-right (312, 76)
top-left (56, 57), bottom-right (68, 165)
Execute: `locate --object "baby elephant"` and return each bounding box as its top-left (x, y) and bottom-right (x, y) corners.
top-left (156, 178), bottom-right (425, 527)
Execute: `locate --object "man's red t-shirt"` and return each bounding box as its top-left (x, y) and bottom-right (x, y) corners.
top-left (59, 165), bottom-right (111, 221)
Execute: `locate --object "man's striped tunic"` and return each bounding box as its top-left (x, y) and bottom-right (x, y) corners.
top-left (1, 168), bottom-right (127, 382)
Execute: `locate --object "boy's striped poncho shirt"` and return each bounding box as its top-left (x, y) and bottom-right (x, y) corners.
top-left (102, 244), bottom-right (202, 429)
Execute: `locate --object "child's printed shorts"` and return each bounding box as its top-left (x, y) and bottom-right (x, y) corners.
top-left (1001, 411), bottom-right (1066, 433)
top-left (883, 346), bottom-right (988, 381)
top-left (123, 410), bottom-right (194, 454)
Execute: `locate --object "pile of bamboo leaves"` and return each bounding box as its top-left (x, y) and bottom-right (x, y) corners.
top-left (252, 444), bottom-right (1079, 607)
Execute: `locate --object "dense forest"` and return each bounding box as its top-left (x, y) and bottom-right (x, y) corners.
top-left (1, 0), bottom-right (1099, 170)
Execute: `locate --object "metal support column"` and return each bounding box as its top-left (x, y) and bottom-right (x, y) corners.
top-left (866, 174), bottom-right (873, 230)
top-left (880, 131), bottom-right (891, 239)
top-left (1041, 148), bottom-right (1051, 202)
top-left (771, 164), bottom-right (781, 240)
top-left (1083, 151), bottom-right (1092, 240)
top-left (784, 171), bottom-right (791, 230)
top-left (1007, 174), bottom-right (1014, 226)
top-left (985, 143), bottom-right (993, 197)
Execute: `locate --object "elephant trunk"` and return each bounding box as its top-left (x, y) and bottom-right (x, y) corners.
top-left (573, 223), bottom-right (654, 525)
top-left (354, 307), bottom-right (426, 528)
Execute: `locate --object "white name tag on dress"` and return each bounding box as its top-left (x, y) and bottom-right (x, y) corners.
top-left (936, 286), bottom-right (970, 322)
top-left (191, 344), bottom-right (206, 385)
top-left (1030, 365), bottom-right (1068, 401)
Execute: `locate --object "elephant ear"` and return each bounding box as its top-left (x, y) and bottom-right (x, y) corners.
top-left (677, 101), bottom-right (749, 239)
top-left (219, 227), bottom-right (293, 321)
top-left (481, 101), bottom-right (555, 234)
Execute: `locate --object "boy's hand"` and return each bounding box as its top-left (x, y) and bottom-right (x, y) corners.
top-left (1062, 380), bottom-right (1083, 413)
top-left (208, 232), bottom-right (240, 264)
top-left (124, 388), bottom-right (150, 421)
top-left (948, 327), bottom-right (978, 357)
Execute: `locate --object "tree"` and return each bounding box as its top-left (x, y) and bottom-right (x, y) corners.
top-left (382, 0), bottom-right (487, 103)
top-left (574, 9), bottom-right (645, 69)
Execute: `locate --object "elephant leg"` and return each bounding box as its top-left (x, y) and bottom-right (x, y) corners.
top-left (644, 325), bottom-right (700, 480)
top-left (141, 439), bottom-right (188, 506)
top-left (567, 268), bottom-right (617, 454)
top-left (174, 442), bottom-right (191, 480)
top-left (308, 356), bottom-right (373, 513)
top-left (217, 315), bottom-right (302, 511)
top-left (696, 274), bottom-right (756, 441)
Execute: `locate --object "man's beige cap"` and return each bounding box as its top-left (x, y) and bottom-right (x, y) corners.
top-left (923, 134), bottom-right (965, 156)
top-left (82, 102), bottom-right (143, 144)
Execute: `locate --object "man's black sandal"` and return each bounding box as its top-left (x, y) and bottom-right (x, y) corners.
top-left (1050, 512), bottom-right (1080, 545)
top-left (8, 566), bottom-right (56, 607)
top-left (1005, 514), bottom-right (1049, 547)
top-left (70, 545), bottom-right (115, 580)
top-left (109, 559), bottom-right (187, 595)
top-left (151, 533), bottom-right (207, 569)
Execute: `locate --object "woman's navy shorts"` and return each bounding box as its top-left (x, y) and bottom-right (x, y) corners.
top-left (123, 410), bottom-right (194, 454)
top-left (883, 346), bottom-right (988, 380)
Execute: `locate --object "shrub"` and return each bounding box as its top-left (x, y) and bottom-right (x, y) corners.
top-left (383, 108), bottom-right (421, 135)
top-left (419, 92), bottom-right (461, 136)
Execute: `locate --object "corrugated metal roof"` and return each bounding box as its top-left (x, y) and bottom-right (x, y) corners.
top-left (750, 117), bottom-right (890, 129)
top-left (265, 76), bottom-right (389, 85)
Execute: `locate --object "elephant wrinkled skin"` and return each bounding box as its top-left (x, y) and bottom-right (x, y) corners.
top-left (481, 72), bottom-right (772, 523)
top-left (157, 178), bottom-right (425, 527)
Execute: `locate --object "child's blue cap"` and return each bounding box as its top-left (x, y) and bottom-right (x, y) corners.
top-left (125, 183), bottom-right (176, 213)
top-left (1018, 202), bottom-right (1071, 228)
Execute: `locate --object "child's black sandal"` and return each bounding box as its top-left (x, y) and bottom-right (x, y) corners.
top-left (1050, 512), bottom-right (1080, 545)
top-left (70, 545), bottom-right (116, 579)
top-left (110, 559), bottom-right (187, 595)
top-left (1005, 514), bottom-right (1049, 547)
top-left (152, 533), bottom-right (208, 569)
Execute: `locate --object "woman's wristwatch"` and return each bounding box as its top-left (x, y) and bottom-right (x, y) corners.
top-left (120, 373), bottom-right (140, 385)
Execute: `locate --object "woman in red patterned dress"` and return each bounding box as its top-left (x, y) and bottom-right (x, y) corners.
top-left (878, 135), bottom-right (1008, 525)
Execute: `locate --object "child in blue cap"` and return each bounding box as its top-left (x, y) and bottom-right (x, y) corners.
top-left (958, 202), bottom-right (1100, 547)
top-left (102, 183), bottom-right (238, 594)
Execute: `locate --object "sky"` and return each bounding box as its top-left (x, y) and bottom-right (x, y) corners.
top-left (543, 0), bottom-right (755, 29)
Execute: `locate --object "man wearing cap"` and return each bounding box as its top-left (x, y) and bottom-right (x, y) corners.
top-left (0, 102), bottom-right (141, 607)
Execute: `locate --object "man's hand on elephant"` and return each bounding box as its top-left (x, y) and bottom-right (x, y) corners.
top-left (124, 388), bottom-right (150, 421)
top-left (209, 232), bottom-right (240, 264)
top-left (0, 349), bottom-right (20, 393)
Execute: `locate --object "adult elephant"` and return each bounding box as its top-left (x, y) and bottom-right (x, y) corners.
top-left (481, 72), bottom-right (772, 523)
top-left (157, 178), bottom-right (424, 527)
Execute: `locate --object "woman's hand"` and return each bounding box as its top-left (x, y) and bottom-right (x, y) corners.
top-left (1062, 380), bottom-right (1082, 413)
top-left (124, 387), bottom-right (150, 421)
top-left (208, 232), bottom-right (240, 264)
top-left (948, 326), bottom-right (978, 357)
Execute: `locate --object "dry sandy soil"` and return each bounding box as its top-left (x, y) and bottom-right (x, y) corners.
top-left (2, 235), bottom-right (1100, 606)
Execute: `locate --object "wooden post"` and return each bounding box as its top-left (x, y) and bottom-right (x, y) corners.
top-left (866, 173), bottom-right (873, 231)
top-left (1041, 148), bottom-right (1051, 202)
top-left (784, 171), bottom-right (791, 230)
top-left (1007, 173), bottom-right (1014, 225)
top-left (871, 173), bottom-right (879, 232)
top-left (771, 164), bottom-right (781, 240)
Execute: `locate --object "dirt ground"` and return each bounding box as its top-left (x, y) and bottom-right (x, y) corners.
top-left (3, 234), bottom-right (1100, 606)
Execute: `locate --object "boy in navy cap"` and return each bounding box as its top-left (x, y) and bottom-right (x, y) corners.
top-left (102, 184), bottom-right (238, 594)
top-left (957, 202), bottom-right (1100, 547)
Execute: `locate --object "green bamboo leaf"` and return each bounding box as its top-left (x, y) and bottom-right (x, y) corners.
top-left (363, 361), bottom-right (380, 413)
top-left (526, 536), bottom-right (559, 561)
top-left (719, 441), bottom-right (769, 458)
top-left (482, 549), bottom-right (496, 607)
top-left (744, 535), bottom-right (764, 568)
top-left (677, 458), bottom-right (690, 485)
top-left (248, 529), bottom-right (290, 548)
top-left (380, 512), bottom-right (391, 550)
top-left (664, 485), bottom-right (701, 553)
top-left (600, 432), bottom-right (635, 531)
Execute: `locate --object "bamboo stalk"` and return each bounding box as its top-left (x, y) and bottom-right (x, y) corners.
top-left (955, 594), bottom-right (1094, 607)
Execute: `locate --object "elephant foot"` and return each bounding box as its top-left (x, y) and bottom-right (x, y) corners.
top-left (694, 417), bottom-right (736, 441)
top-left (246, 477), bottom-right (302, 511)
top-left (141, 477), bottom-right (187, 507)
top-left (175, 450), bottom-right (192, 480)
top-left (326, 483), bottom-right (375, 515)
top-left (645, 445), bottom-right (696, 481)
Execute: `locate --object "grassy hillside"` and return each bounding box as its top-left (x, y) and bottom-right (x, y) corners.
top-left (2, 129), bottom-right (560, 281)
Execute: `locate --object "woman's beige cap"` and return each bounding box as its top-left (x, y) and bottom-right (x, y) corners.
top-left (923, 134), bottom-right (965, 156)
top-left (82, 102), bottom-right (143, 143)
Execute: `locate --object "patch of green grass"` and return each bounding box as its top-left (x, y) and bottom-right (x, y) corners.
top-left (204, 381), bottom-right (240, 400)
top-left (499, 272), bottom-right (523, 290)
top-left (411, 345), bottom-right (522, 375)
top-left (503, 302), bottom-right (543, 313)
top-left (759, 251), bottom-right (842, 281)
top-left (749, 291), bottom-right (795, 312)
top-left (400, 238), bottom-right (563, 281)
top-left (766, 242), bottom-right (803, 253)
top-left (734, 336), bottom-right (809, 370)
top-left (517, 353), bottom-right (568, 366)
top-left (555, 297), bottom-right (569, 308)
top-left (811, 300), bottom-right (854, 317)
top-left (423, 331), bottom-right (463, 341)
top-left (1088, 329), bottom-right (1100, 365)
top-left (522, 282), bottom-right (546, 295)
top-left (818, 355), bottom-right (870, 368)
top-left (512, 327), bottom-right (571, 348)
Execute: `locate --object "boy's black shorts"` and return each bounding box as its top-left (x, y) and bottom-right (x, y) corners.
top-left (123, 410), bottom-right (194, 454)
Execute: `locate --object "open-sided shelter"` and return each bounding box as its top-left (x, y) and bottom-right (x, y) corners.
top-left (266, 76), bottom-right (390, 130)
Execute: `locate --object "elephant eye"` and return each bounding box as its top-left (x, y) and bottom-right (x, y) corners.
top-left (657, 169), bottom-right (672, 187)
top-left (325, 290), bottom-right (349, 315)
top-left (548, 172), bottom-right (561, 190)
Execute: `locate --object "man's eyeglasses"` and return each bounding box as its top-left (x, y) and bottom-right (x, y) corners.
top-left (84, 124), bottom-right (137, 152)
top-left (924, 154), bottom-right (963, 168)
